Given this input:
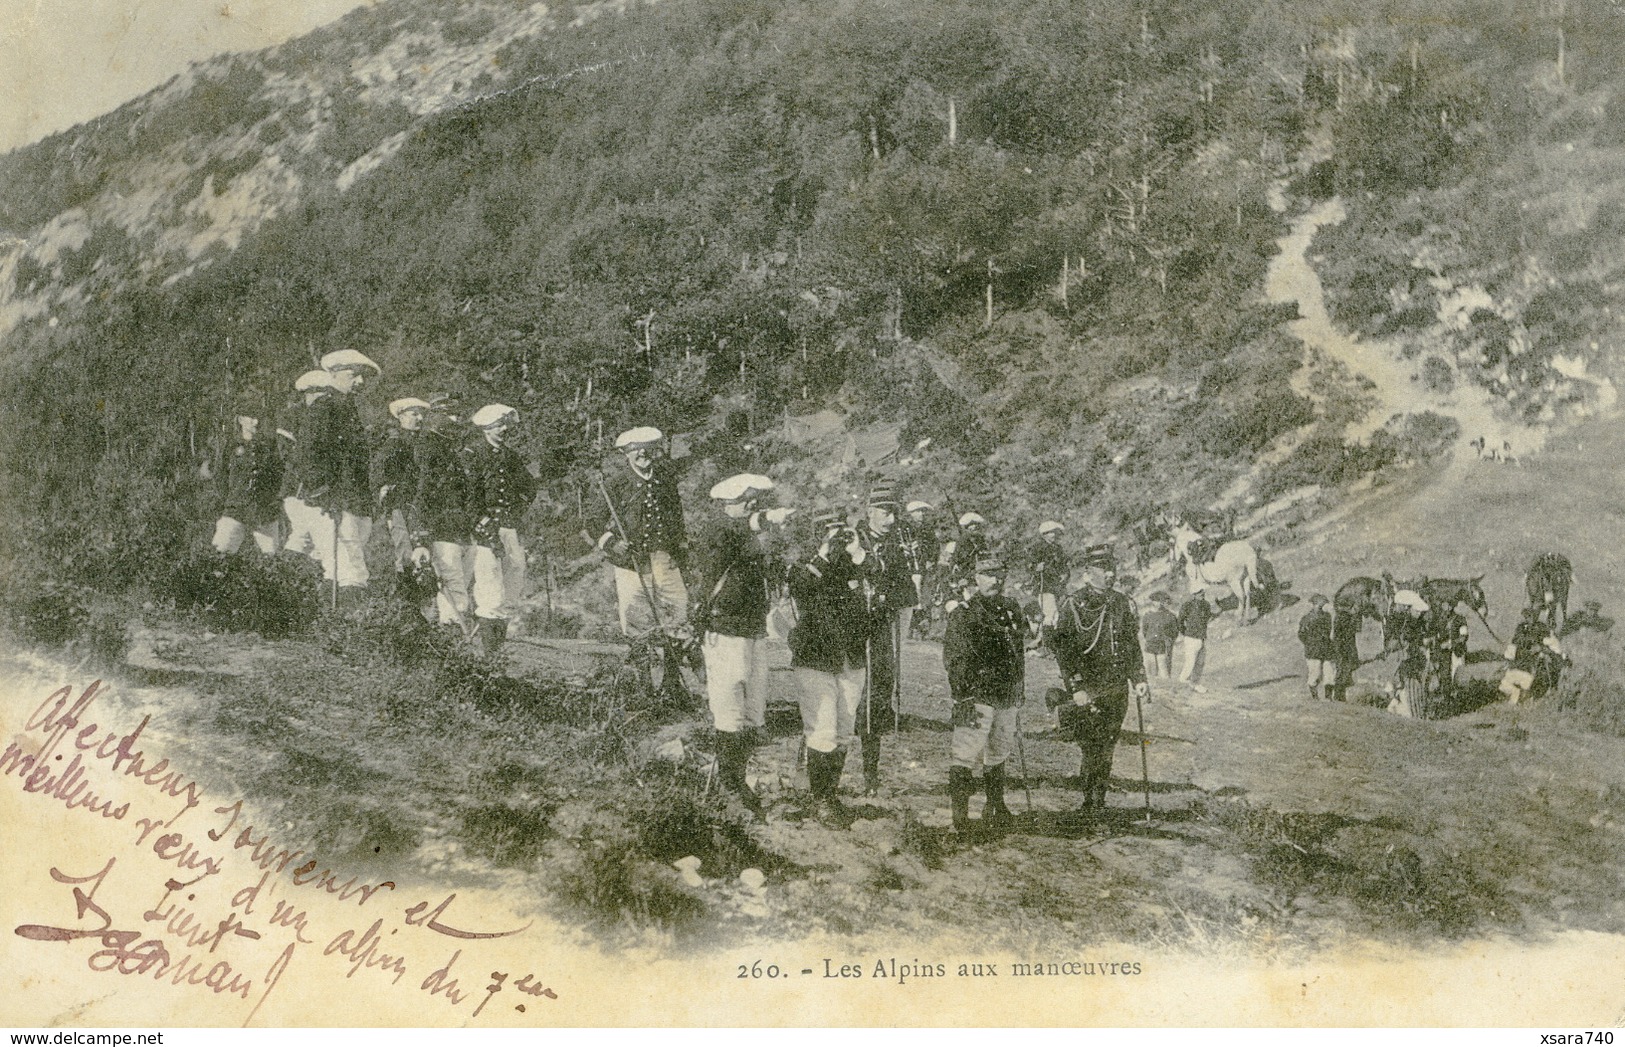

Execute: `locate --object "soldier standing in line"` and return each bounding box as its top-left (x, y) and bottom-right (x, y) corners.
top-left (410, 395), bottom-right (476, 637)
top-left (1029, 520), bottom-right (1070, 630)
top-left (210, 406), bottom-right (284, 556)
top-left (1176, 587), bottom-right (1215, 693)
top-left (901, 500), bottom-right (940, 638)
top-left (598, 426), bottom-right (690, 636)
top-left (855, 487), bottom-right (916, 796)
top-left (1298, 594), bottom-right (1335, 700)
top-left (944, 511), bottom-right (990, 602)
top-left (1046, 547), bottom-right (1148, 816)
top-left (307, 349), bottom-right (381, 605)
top-left (1139, 591), bottom-right (1180, 680)
top-left (465, 404), bottom-right (538, 653)
top-left (691, 473), bottom-right (777, 821)
top-left (943, 557), bottom-right (1026, 834)
top-left (374, 397), bottom-right (429, 570)
top-left (787, 511), bottom-right (870, 827)
top-left (282, 369), bottom-right (335, 570)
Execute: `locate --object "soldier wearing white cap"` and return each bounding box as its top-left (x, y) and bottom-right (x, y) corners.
top-left (691, 473), bottom-right (777, 820)
top-left (599, 426), bottom-right (689, 635)
top-left (410, 394), bottom-right (476, 634)
top-left (209, 403), bottom-right (285, 557)
top-left (281, 368), bottom-right (369, 597)
top-left (943, 557), bottom-right (1026, 833)
top-left (465, 404), bottom-right (537, 652)
top-left (288, 350), bottom-right (381, 602)
top-left (374, 397), bottom-right (430, 571)
top-left (1030, 520), bottom-right (1070, 629)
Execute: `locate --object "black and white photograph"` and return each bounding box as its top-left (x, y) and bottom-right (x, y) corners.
top-left (4, 0), bottom-right (1625, 1028)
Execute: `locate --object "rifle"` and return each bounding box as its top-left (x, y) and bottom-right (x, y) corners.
top-left (596, 474), bottom-right (670, 637)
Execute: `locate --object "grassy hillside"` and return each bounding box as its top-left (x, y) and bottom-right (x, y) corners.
top-left (1, 0), bottom-right (1622, 597)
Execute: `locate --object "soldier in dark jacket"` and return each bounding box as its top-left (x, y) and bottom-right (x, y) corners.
top-left (692, 473), bottom-right (777, 820)
top-left (1298, 594), bottom-right (1335, 700)
top-left (289, 350), bottom-right (380, 603)
top-left (1029, 520), bottom-right (1070, 629)
top-left (210, 411), bottom-right (285, 556)
top-left (465, 404), bottom-right (538, 651)
top-left (945, 511), bottom-right (990, 599)
top-left (374, 397), bottom-right (428, 569)
top-left (943, 558), bottom-right (1027, 833)
top-left (901, 500), bottom-right (940, 638)
top-left (410, 396), bottom-right (475, 633)
top-left (788, 511), bottom-right (870, 826)
top-left (1046, 547), bottom-right (1148, 815)
top-left (854, 487), bottom-right (917, 795)
top-left (599, 426), bottom-right (690, 635)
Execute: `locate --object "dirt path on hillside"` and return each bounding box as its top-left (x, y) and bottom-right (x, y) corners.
top-left (1265, 193), bottom-right (1546, 459)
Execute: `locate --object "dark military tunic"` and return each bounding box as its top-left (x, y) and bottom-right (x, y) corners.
top-left (691, 516), bottom-right (771, 639)
top-left (410, 427), bottom-right (474, 545)
top-left (1048, 583), bottom-right (1145, 805)
top-left (943, 594), bottom-right (1026, 723)
top-left (465, 436), bottom-right (537, 546)
top-left (1029, 537), bottom-right (1070, 598)
top-left (786, 551), bottom-right (869, 674)
top-left (1297, 606), bottom-right (1335, 662)
top-left (293, 392), bottom-right (371, 517)
top-left (1049, 585), bottom-right (1146, 695)
top-left (219, 431), bottom-right (284, 527)
top-left (859, 526), bottom-right (918, 614)
top-left (601, 458), bottom-right (687, 570)
top-left (947, 529), bottom-right (990, 588)
top-left (899, 517), bottom-right (940, 579)
top-left (371, 428), bottom-right (420, 514)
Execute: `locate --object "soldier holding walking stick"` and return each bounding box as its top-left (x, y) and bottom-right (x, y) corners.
top-left (855, 486), bottom-right (914, 796)
top-left (1046, 545), bottom-right (1148, 818)
top-left (942, 557), bottom-right (1027, 835)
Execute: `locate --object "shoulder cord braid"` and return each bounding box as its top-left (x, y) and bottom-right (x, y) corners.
top-left (1065, 594), bottom-right (1114, 656)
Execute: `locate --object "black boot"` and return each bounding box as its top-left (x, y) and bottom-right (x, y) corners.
top-left (808, 749), bottom-right (850, 828)
top-left (948, 766), bottom-right (974, 832)
top-left (718, 732), bottom-right (764, 821)
top-left (861, 734), bottom-right (882, 796)
top-left (983, 762), bottom-right (1013, 825)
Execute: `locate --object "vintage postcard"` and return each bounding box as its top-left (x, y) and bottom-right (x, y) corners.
top-left (5, 0), bottom-right (1625, 1030)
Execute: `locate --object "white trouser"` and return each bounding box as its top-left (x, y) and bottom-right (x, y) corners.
top-left (331, 511), bottom-right (373, 588)
top-left (796, 666), bottom-right (865, 754)
top-left (282, 496), bottom-right (324, 563)
top-left (471, 527), bottom-right (525, 621)
top-left (1178, 636), bottom-right (1206, 683)
top-left (703, 633), bottom-right (768, 734)
top-left (613, 551), bottom-right (689, 634)
top-left (951, 703), bottom-right (1019, 770)
top-left (1039, 593), bottom-right (1059, 628)
top-left (212, 516), bottom-right (282, 556)
top-left (431, 541), bottom-right (472, 627)
top-left (1306, 658), bottom-right (1332, 687)
top-left (285, 498), bottom-right (371, 586)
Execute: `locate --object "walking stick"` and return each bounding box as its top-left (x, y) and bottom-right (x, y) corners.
top-left (330, 509), bottom-right (340, 612)
top-left (891, 613), bottom-right (903, 737)
top-left (1014, 709), bottom-right (1034, 814)
top-left (1132, 683), bottom-right (1153, 826)
top-left (596, 476), bottom-right (669, 637)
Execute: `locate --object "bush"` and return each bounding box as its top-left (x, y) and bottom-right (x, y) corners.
top-left (157, 552), bottom-right (323, 639)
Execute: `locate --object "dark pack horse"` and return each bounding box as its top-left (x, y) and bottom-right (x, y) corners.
top-left (1527, 553), bottom-right (1573, 633)
top-left (1329, 577), bottom-right (1394, 695)
top-left (1416, 575), bottom-right (1499, 643)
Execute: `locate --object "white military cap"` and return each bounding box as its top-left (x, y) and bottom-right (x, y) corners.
top-left (615, 426), bottom-right (664, 449)
top-left (294, 369), bottom-right (337, 392)
top-left (709, 473), bottom-right (772, 502)
top-left (1039, 520), bottom-right (1066, 535)
top-left (320, 349), bottom-right (381, 373)
top-left (905, 500), bottom-right (934, 513)
top-left (388, 397), bottom-right (431, 419)
top-left (471, 403), bottom-right (518, 428)
top-left (959, 511), bottom-right (986, 527)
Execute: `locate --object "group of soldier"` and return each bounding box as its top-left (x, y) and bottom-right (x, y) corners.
top-left (208, 351), bottom-right (536, 648)
top-left (676, 475), bottom-right (1153, 832)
